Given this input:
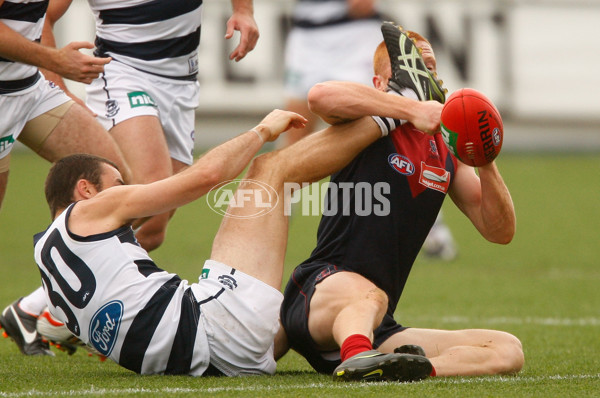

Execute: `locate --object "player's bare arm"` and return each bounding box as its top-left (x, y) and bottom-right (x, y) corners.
top-left (307, 81), bottom-right (442, 133)
top-left (44, 0), bottom-right (111, 85)
top-left (449, 161), bottom-right (516, 244)
top-left (68, 110), bottom-right (307, 236)
top-left (0, 3), bottom-right (110, 85)
top-left (226, 0), bottom-right (259, 61)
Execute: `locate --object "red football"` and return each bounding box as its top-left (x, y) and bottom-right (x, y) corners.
top-left (440, 88), bottom-right (503, 167)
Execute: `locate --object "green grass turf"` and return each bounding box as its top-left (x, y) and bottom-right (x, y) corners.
top-left (0, 150), bottom-right (599, 397)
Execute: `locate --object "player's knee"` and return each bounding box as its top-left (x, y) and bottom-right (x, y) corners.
top-left (359, 285), bottom-right (388, 319)
top-left (246, 152), bottom-right (283, 184)
top-left (495, 332), bottom-right (524, 374)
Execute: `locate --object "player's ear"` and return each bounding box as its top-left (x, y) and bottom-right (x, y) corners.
top-left (373, 74), bottom-right (387, 91)
top-left (74, 179), bottom-right (98, 200)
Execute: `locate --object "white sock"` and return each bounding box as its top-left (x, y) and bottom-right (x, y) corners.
top-left (18, 287), bottom-right (47, 316)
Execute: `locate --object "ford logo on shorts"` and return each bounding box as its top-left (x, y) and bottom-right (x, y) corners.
top-left (89, 300), bottom-right (123, 357)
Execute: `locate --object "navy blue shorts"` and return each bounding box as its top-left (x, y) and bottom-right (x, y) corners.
top-left (280, 263), bottom-right (408, 374)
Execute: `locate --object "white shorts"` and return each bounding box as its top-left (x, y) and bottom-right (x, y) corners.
top-left (284, 19), bottom-right (383, 99)
top-left (86, 61), bottom-right (200, 165)
top-left (0, 76), bottom-right (70, 160)
top-left (191, 259), bottom-right (283, 376)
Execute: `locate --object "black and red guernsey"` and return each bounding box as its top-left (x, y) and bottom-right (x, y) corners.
top-left (286, 122), bottom-right (458, 316)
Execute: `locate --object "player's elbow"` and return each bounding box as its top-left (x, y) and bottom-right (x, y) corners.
top-left (493, 232), bottom-right (514, 245)
top-left (198, 164), bottom-right (226, 191)
top-left (307, 83), bottom-right (337, 117)
top-left (487, 222), bottom-right (516, 245)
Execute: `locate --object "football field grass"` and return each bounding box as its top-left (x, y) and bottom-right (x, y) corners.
top-left (0, 150), bottom-right (599, 397)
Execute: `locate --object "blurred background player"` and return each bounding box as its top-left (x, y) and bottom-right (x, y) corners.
top-left (282, 0), bottom-right (456, 260)
top-left (1, 0), bottom-right (260, 356)
top-left (283, 0), bottom-right (383, 146)
top-left (0, 0), bottom-right (130, 356)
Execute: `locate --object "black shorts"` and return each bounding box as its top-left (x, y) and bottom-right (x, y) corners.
top-left (280, 262), bottom-right (408, 374)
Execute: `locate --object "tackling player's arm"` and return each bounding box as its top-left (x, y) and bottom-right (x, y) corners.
top-left (307, 81), bottom-right (442, 133)
top-left (68, 110), bottom-right (307, 236)
top-left (449, 161), bottom-right (516, 244)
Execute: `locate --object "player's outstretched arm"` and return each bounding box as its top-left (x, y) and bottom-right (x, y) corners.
top-left (449, 161), bottom-right (516, 244)
top-left (73, 110), bottom-right (307, 233)
top-left (226, 0), bottom-right (259, 61)
top-left (308, 81), bottom-right (442, 133)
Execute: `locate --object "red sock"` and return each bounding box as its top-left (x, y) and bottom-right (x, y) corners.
top-left (430, 366), bottom-right (437, 377)
top-left (340, 334), bottom-right (372, 362)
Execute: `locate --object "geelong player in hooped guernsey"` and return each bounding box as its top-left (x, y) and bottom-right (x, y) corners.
top-left (89, 0), bottom-right (203, 80)
top-left (34, 205), bottom-right (205, 374)
top-left (33, 110), bottom-right (313, 376)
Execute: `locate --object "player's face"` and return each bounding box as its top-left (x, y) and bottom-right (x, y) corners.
top-left (374, 57), bottom-right (392, 91)
top-left (417, 40), bottom-right (437, 74)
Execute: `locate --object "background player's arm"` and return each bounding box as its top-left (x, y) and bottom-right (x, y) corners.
top-left (0, 0), bottom-right (109, 85)
top-left (40, 0), bottom-right (91, 110)
top-left (41, 0), bottom-right (110, 85)
top-left (226, 0), bottom-right (259, 61)
top-left (0, 18), bottom-right (56, 69)
top-left (449, 161), bottom-right (516, 244)
top-left (70, 110), bottom-right (307, 235)
top-left (308, 81), bottom-right (442, 133)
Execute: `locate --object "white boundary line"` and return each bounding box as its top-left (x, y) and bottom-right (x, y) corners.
top-left (409, 316), bottom-right (600, 327)
top-left (1, 374), bottom-right (599, 397)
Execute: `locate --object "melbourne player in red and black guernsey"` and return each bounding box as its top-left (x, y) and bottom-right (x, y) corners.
top-left (281, 121), bottom-right (457, 373)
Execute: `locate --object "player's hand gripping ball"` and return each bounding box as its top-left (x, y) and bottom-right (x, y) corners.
top-left (440, 88), bottom-right (503, 167)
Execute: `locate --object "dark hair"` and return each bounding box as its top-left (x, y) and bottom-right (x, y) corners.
top-left (45, 154), bottom-right (118, 218)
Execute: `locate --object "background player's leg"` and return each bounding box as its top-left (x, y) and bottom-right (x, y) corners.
top-left (107, 116), bottom-right (174, 251)
top-left (0, 169), bottom-right (8, 212)
top-left (210, 117), bottom-right (382, 289)
top-left (34, 103), bottom-right (131, 182)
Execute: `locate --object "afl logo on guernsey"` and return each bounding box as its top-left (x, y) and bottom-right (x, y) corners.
top-left (388, 154), bottom-right (415, 176)
top-left (89, 300), bottom-right (123, 357)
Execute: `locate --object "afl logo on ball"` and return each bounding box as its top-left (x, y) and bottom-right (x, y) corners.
top-left (388, 154), bottom-right (415, 176)
top-left (493, 128), bottom-right (502, 146)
